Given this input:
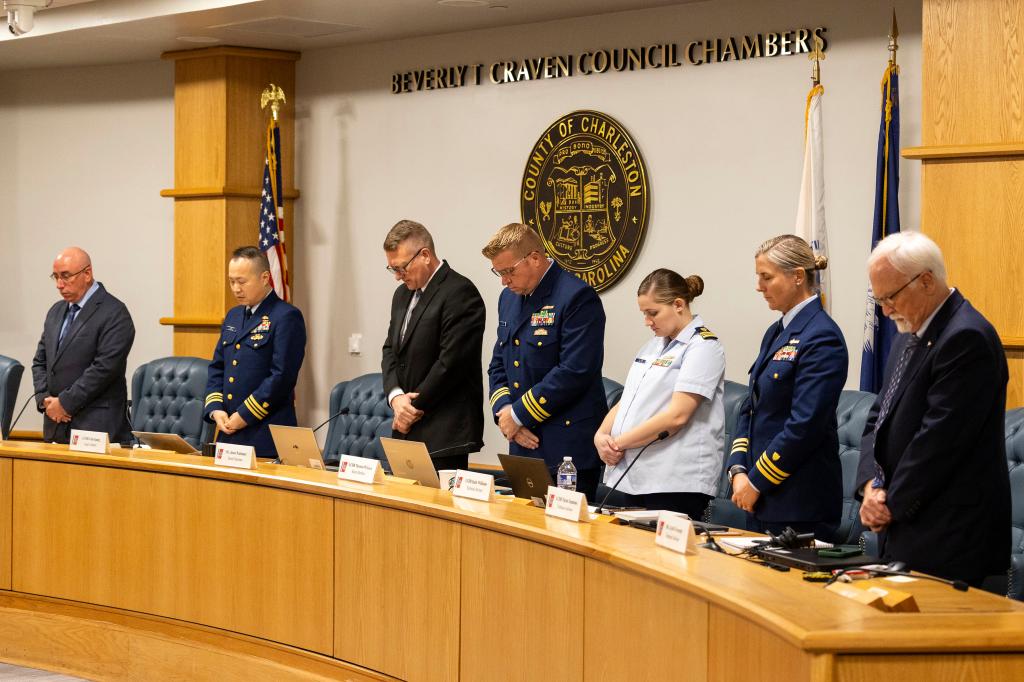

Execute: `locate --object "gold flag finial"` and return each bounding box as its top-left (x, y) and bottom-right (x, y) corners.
top-left (888, 10), bottom-right (900, 65)
top-left (260, 84), bottom-right (286, 121)
top-left (808, 34), bottom-right (826, 85)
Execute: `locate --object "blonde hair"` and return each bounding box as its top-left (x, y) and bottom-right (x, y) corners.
top-left (756, 234), bottom-right (827, 276)
top-left (481, 223), bottom-right (545, 259)
top-left (637, 269), bottom-right (704, 304)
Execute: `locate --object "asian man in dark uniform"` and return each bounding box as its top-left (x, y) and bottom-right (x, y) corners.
top-left (203, 246), bottom-right (307, 457)
top-left (482, 222), bottom-right (607, 500)
top-left (32, 247), bottom-right (135, 445)
top-left (857, 231), bottom-right (1009, 586)
top-left (381, 219), bottom-right (486, 470)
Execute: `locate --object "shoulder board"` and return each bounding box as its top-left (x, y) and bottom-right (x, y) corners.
top-left (697, 326), bottom-right (718, 340)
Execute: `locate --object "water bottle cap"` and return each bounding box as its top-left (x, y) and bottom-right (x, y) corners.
top-left (563, 456), bottom-right (572, 462)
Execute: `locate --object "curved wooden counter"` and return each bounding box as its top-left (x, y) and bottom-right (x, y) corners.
top-left (1, 441), bottom-right (1022, 681)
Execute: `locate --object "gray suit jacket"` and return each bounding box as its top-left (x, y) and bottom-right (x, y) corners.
top-left (32, 283), bottom-right (135, 444)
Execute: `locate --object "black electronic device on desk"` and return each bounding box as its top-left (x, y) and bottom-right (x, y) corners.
top-left (754, 545), bottom-right (879, 572)
top-left (627, 518), bottom-right (730, 535)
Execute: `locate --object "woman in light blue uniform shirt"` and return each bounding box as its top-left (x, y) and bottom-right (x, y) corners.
top-left (594, 269), bottom-right (726, 519)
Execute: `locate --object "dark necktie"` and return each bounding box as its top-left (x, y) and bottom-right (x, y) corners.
top-left (58, 303), bottom-right (80, 347)
top-left (243, 307), bottom-right (253, 323)
top-left (876, 335), bottom-right (921, 426)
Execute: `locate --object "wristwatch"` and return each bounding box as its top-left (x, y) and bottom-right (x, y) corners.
top-left (728, 464), bottom-right (747, 483)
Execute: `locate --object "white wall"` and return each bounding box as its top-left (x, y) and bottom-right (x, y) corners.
top-left (0, 61), bottom-right (174, 432)
top-left (294, 0), bottom-right (922, 458)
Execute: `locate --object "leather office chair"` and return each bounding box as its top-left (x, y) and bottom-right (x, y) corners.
top-left (322, 373), bottom-right (393, 469)
top-left (602, 377), bottom-right (625, 409)
top-left (982, 408), bottom-right (1024, 599)
top-left (0, 355), bottom-right (25, 440)
top-left (834, 390), bottom-right (877, 544)
top-left (593, 377), bottom-right (626, 507)
top-left (705, 380), bottom-right (750, 527)
top-left (130, 356), bottom-right (209, 449)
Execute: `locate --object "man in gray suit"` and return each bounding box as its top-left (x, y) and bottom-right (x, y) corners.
top-left (32, 247), bottom-right (135, 444)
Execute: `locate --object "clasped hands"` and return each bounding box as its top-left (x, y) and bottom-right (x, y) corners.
top-left (497, 405), bottom-right (539, 449)
top-left (391, 392), bottom-right (424, 434)
top-left (210, 410), bottom-right (248, 435)
top-left (859, 483), bottom-right (892, 532)
top-left (43, 396), bottom-right (71, 423)
top-left (730, 474), bottom-right (761, 513)
top-left (594, 432), bottom-right (625, 466)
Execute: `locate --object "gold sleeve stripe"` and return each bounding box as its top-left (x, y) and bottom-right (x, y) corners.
top-left (245, 396), bottom-right (269, 419)
top-left (525, 390), bottom-right (551, 418)
top-left (755, 459), bottom-right (784, 485)
top-left (757, 454), bottom-right (789, 480)
top-left (489, 387), bottom-right (511, 407)
top-left (732, 438), bottom-right (749, 444)
top-left (520, 394), bottom-right (546, 423)
top-left (730, 445), bottom-right (748, 454)
top-left (204, 393), bottom-right (224, 406)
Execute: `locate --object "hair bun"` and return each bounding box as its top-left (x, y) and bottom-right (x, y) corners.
top-left (813, 255), bottom-right (829, 271)
top-left (685, 275), bottom-right (704, 298)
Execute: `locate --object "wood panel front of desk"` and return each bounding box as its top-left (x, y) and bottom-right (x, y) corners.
top-left (1, 448), bottom-right (1024, 682)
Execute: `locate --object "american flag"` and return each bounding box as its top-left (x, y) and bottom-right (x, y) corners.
top-left (259, 118), bottom-right (290, 301)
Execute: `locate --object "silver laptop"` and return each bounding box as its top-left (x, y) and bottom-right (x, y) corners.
top-left (132, 431), bottom-right (200, 455)
top-left (268, 425), bottom-right (326, 470)
top-left (380, 437), bottom-right (441, 488)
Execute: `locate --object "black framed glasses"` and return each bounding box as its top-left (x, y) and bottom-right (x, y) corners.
top-left (385, 248), bottom-right (425, 276)
top-left (872, 271), bottom-right (925, 307)
top-left (49, 265), bottom-right (90, 283)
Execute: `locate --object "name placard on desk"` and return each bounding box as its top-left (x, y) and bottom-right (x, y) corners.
top-left (452, 470), bottom-right (494, 501)
top-left (545, 486), bottom-right (589, 522)
top-left (654, 511), bottom-right (698, 555)
top-left (214, 443), bottom-right (257, 470)
top-left (338, 455), bottom-right (385, 484)
top-left (69, 429), bottom-right (109, 454)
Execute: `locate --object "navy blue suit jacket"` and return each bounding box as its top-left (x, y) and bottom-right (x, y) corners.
top-left (727, 298), bottom-right (848, 524)
top-left (203, 291), bottom-right (307, 457)
top-left (857, 291), bottom-right (1010, 583)
top-left (487, 263), bottom-right (607, 471)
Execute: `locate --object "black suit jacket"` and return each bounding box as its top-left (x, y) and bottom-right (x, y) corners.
top-left (381, 261), bottom-right (485, 459)
top-left (31, 283), bottom-right (136, 444)
top-left (857, 290), bottom-right (1010, 583)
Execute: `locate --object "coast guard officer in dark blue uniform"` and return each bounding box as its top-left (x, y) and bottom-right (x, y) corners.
top-left (727, 235), bottom-right (848, 539)
top-left (482, 223), bottom-right (607, 500)
top-left (204, 246), bottom-right (307, 457)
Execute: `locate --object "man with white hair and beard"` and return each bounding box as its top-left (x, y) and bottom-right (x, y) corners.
top-left (857, 231), bottom-right (1010, 587)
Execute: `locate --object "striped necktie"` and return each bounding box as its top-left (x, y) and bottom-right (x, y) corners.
top-left (876, 335), bottom-right (921, 426)
top-left (400, 289), bottom-right (422, 343)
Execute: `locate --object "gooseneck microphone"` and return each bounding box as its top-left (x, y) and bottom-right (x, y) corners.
top-left (827, 563), bottom-right (969, 592)
top-left (312, 406), bottom-right (350, 433)
top-left (596, 430), bottom-right (670, 514)
top-left (427, 442), bottom-right (478, 458)
top-left (5, 389), bottom-right (48, 438)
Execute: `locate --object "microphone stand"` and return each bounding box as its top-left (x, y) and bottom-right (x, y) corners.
top-left (595, 430), bottom-right (669, 514)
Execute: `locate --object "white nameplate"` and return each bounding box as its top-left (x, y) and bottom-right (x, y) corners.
top-left (544, 486), bottom-right (590, 522)
top-left (214, 443), bottom-right (257, 470)
top-left (654, 511), bottom-right (698, 555)
top-left (452, 469), bottom-right (494, 501)
top-left (337, 455), bottom-right (386, 484)
top-left (69, 429), bottom-right (109, 454)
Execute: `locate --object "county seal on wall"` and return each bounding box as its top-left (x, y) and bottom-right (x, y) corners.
top-left (520, 110), bottom-right (650, 292)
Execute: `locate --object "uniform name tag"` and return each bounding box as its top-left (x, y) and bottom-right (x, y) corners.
top-left (214, 443), bottom-right (257, 470)
top-left (654, 511), bottom-right (698, 555)
top-left (69, 429), bottom-right (109, 455)
top-left (544, 486), bottom-right (590, 522)
top-left (452, 469), bottom-right (494, 501)
top-left (337, 455), bottom-right (386, 484)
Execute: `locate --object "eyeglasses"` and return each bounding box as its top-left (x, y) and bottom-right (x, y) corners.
top-left (385, 248), bottom-right (425, 276)
top-left (49, 266), bottom-right (90, 283)
top-left (872, 271), bottom-right (925, 307)
top-left (490, 251), bottom-right (536, 278)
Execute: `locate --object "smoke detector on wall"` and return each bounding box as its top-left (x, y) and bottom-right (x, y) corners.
top-left (5, 0), bottom-right (52, 36)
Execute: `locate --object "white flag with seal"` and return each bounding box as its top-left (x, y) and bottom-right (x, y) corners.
top-left (795, 83), bottom-right (830, 312)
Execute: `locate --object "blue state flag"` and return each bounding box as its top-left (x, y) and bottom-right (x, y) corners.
top-left (860, 63), bottom-right (901, 393)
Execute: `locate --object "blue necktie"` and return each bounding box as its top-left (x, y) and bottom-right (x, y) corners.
top-left (876, 335), bottom-right (921, 426)
top-left (58, 303), bottom-right (80, 347)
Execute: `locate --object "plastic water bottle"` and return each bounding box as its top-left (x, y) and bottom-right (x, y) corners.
top-left (557, 456), bottom-right (577, 492)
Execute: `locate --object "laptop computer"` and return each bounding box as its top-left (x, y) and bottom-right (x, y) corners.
top-left (755, 546), bottom-right (879, 571)
top-left (497, 453), bottom-right (553, 503)
top-left (132, 431), bottom-right (200, 455)
top-left (268, 425), bottom-right (326, 470)
top-left (380, 437), bottom-right (441, 488)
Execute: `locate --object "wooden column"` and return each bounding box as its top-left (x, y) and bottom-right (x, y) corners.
top-left (906, 0), bottom-right (1024, 407)
top-left (159, 47), bottom-right (299, 359)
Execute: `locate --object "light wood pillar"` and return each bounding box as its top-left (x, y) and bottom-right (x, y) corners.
top-left (905, 0), bottom-right (1024, 407)
top-left (159, 47), bottom-right (300, 359)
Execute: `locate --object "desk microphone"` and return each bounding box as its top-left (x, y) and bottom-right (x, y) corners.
top-left (311, 406), bottom-right (350, 433)
top-left (596, 430), bottom-right (670, 514)
top-left (5, 389), bottom-right (48, 438)
top-left (828, 564), bottom-right (969, 592)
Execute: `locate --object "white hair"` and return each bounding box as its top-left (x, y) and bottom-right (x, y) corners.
top-left (868, 231), bottom-right (947, 282)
